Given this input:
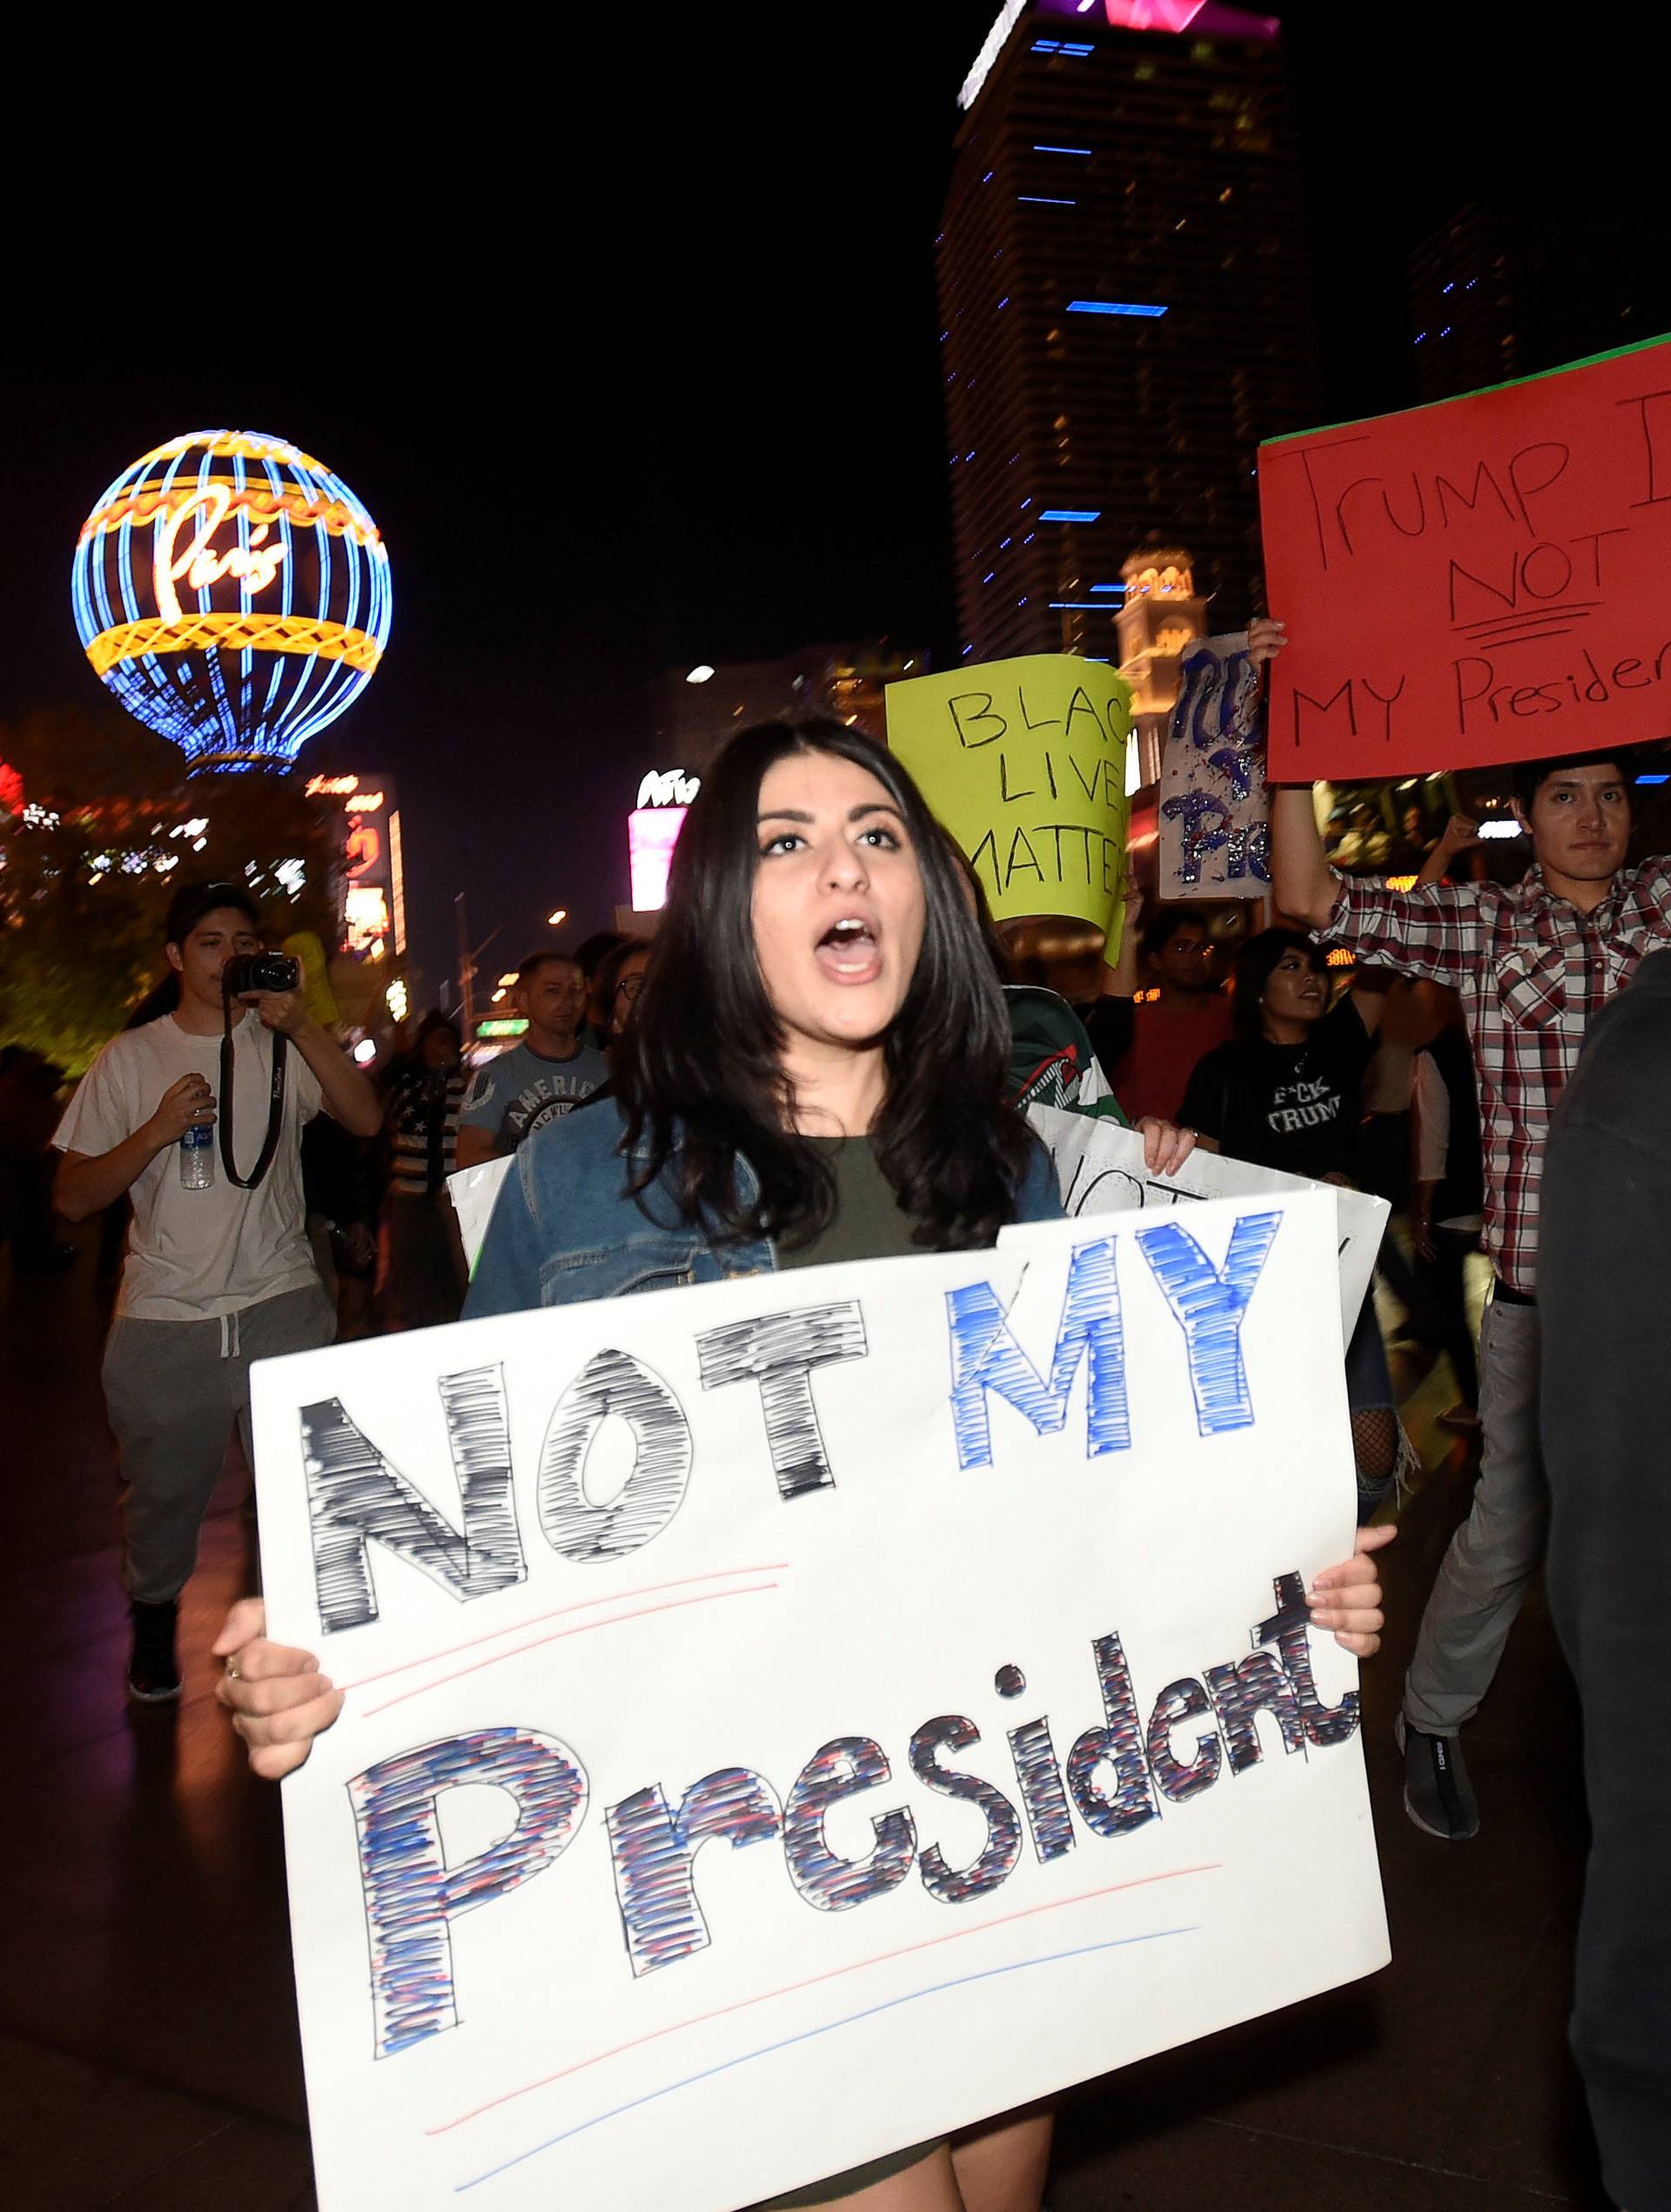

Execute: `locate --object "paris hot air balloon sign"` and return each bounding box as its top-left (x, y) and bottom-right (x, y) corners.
top-left (71, 429), bottom-right (392, 774)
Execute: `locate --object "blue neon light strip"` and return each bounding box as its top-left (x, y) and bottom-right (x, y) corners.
top-left (1635, 772), bottom-right (1670, 784)
top-left (1090, 583), bottom-right (1123, 595)
top-left (260, 452), bottom-right (291, 731)
top-left (1067, 299), bottom-right (1168, 317)
top-left (1050, 602), bottom-right (1122, 610)
top-left (1039, 508), bottom-right (1102, 522)
top-left (1018, 196), bottom-right (1076, 205)
top-left (1034, 144), bottom-right (1091, 155)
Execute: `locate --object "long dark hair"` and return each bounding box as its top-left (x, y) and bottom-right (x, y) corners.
top-left (620, 717), bottom-right (1033, 1250)
top-left (1231, 927), bottom-right (1325, 1043)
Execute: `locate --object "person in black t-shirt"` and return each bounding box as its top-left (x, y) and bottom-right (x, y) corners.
top-left (1180, 929), bottom-right (1379, 1180)
top-left (1181, 930), bottom-right (1399, 1517)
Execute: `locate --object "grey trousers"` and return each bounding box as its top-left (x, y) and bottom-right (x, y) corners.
top-left (102, 1284), bottom-right (335, 1605)
top-left (1404, 1295), bottom-right (1546, 1736)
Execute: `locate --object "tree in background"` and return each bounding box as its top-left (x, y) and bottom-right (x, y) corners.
top-left (0, 705), bottom-right (338, 1073)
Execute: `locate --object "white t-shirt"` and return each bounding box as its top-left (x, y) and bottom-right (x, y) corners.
top-left (55, 1012), bottom-right (325, 1321)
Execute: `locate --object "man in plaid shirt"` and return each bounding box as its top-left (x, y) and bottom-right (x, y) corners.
top-left (1261, 626), bottom-right (1671, 1840)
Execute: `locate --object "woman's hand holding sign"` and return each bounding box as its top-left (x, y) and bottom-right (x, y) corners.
top-left (1136, 1117), bottom-right (1198, 1177)
top-left (1305, 1522), bottom-right (1394, 1655)
top-left (213, 1523), bottom-right (1393, 1781)
top-left (214, 1598), bottom-right (343, 1778)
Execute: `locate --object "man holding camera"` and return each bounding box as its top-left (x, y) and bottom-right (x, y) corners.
top-left (53, 882), bottom-right (381, 1703)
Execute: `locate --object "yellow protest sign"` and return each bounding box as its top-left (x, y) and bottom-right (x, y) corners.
top-left (886, 655), bottom-right (1132, 941)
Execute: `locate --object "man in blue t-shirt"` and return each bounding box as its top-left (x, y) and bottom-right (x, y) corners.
top-left (458, 951), bottom-right (608, 1164)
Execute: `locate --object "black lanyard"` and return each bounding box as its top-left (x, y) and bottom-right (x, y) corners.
top-left (219, 1008), bottom-right (289, 1190)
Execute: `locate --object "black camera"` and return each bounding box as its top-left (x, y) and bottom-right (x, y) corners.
top-left (221, 952), bottom-right (302, 998)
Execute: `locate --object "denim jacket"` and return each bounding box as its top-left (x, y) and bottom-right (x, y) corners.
top-left (464, 1097), bottom-right (1064, 1317)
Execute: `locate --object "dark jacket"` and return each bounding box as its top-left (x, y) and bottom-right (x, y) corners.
top-left (1540, 945), bottom-right (1671, 2212)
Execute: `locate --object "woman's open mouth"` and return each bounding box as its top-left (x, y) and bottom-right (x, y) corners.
top-left (815, 915), bottom-right (882, 985)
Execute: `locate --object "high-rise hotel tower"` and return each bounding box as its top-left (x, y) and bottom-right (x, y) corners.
top-left (939, 0), bottom-right (1319, 666)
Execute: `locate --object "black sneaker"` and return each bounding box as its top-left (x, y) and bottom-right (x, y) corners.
top-left (126, 1600), bottom-right (181, 1704)
top-left (1396, 1713), bottom-right (1479, 1839)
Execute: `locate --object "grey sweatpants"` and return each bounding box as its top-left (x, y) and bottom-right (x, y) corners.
top-left (102, 1284), bottom-right (335, 1605)
top-left (1403, 1295), bottom-right (1546, 1736)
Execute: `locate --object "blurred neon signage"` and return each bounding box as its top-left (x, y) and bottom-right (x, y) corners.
top-left (637, 769), bottom-right (701, 808)
top-left (629, 767), bottom-right (701, 910)
top-left (629, 806), bottom-right (688, 911)
top-left (389, 810), bottom-right (406, 955)
top-left (311, 768), bottom-right (405, 962)
top-left (1035, 0), bottom-right (1278, 29)
top-left (345, 884), bottom-right (391, 960)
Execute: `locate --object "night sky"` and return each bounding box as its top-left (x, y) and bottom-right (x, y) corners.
top-left (1, 7), bottom-right (1656, 1003)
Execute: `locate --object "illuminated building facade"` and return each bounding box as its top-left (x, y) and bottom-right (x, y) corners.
top-left (649, 642), bottom-right (928, 775)
top-left (1409, 201), bottom-right (1671, 407)
top-left (940, 0), bottom-right (1317, 663)
top-left (1407, 205), bottom-right (1515, 405)
top-left (1116, 542), bottom-right (1208, 784)
top-left (71, 430), bottom-right (392, 775)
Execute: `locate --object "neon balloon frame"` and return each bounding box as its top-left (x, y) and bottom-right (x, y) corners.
top-left (71, 428), bottom-right (393, 774)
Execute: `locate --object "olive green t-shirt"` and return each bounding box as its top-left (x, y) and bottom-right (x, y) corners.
top-left (774, 1135), bottom-right (922, 1270)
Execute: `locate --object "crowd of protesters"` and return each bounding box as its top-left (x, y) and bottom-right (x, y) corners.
top-left (17, 615), bottom-right (1670, 2205)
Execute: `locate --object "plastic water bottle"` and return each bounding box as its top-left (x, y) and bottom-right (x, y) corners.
top-left (179, 1122), bottom-right (215, 1190)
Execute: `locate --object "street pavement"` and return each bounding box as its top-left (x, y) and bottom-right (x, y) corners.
top-left (0, 1235), bottom-right (1608, 2210)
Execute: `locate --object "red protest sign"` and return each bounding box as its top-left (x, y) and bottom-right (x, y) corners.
top-left (1258, 335), bottom-right (1671, 779)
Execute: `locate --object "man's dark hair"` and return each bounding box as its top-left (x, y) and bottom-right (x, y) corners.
top-left (515, 949), bottom-right (580, 988)
top-left (620, 716), bottom-right (1033, 1252)
top-left (1509, 753), bottom-right (1632, 817)
top-left (1141, 903), bottom-right (1212, 963)
top-left (413, 1010), bottom-right (460, 1052)
top-left (164, 879), bottom-right (259, 946)
top-left (573, 931), bottom-right (626, 979)
top-left (594, 935), bottom-right (652, 1009)
top-left (1231, 927), bottom-right (1327, 1043)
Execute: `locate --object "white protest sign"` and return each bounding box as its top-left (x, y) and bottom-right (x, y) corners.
top-left (1158, 632), bottom-right (1270, 900)
top-left (1026, 1106), bottom-right (1388, 1349)
top-left (446, 1156), bottom-right (513, 1275)
top-left (252, 1195), bottom-right (1388, 2212)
